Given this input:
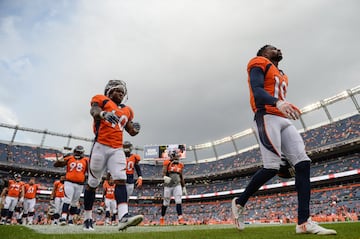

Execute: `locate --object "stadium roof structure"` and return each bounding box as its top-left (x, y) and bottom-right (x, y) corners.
top-left (0, 85), bottom-right (359, 163)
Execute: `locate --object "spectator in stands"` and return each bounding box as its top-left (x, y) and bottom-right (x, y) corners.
top-left (83, 79), bottom-right (143, 231)
top-left (53, 146), bottom-right (89, 226)
top-left (0, 173), bottom-right (25, 224)
top-left (231, 45), bottom-right (337, 235)
top-left (160, 149), bottom-right (187, 225)
top-left (50, 175), bottom-right (65, 225)
top-left (124, 141), bottom-right (143, 201)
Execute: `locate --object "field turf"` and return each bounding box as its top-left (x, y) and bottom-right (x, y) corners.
top-left (0, 222), bottom-right (359, 239)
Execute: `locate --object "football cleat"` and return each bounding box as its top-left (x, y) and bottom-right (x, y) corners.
top-left (231, 197), bottom-right (245, 231)
top-left (296, 217), bottom-right (337, 235)
top-left (118, 214), bottom-right (144, 231)
top-left (59, 218), bottom-right (67, 226)
top-left (83, 219), bottom-right (94, 231)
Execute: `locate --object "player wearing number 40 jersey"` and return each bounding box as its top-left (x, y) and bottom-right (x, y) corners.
top-left (83, 79), bottom-right (143, 231)
top-left (54, 145), bottom-right (89, 226)
top-left (231, 45), bottom-right (336, 235)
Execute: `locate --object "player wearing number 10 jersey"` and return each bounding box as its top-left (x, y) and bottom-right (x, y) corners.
top-left (231, 45), bottom-right (336, 235)
top-left (54, 145), bottom-right (89, 226)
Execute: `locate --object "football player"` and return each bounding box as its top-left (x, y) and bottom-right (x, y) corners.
top-left (22, 177), bottom-right (46, 225)
top-left (231, 45), bottom-right (336, 235)
top-left (54, 145), bottom-right (89, 226)
top-left (83, 79), bottom-right (143, 231)
top-left (102, 175), bottom-right (117, 226)
top-left (50, 175), bottom-right (65, 225)
top-left (124, 141), bottom-right (143, 201)
top-left (160, 149), bottom-right (187, 225)
top-left (0, 173), bottom-right (25, 225)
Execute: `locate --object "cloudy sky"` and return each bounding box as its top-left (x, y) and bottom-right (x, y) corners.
top-left (0, 0), bottom-right (359, 159)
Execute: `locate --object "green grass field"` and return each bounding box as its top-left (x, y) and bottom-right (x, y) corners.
top-left (0, 222), bottom-right (359, 239)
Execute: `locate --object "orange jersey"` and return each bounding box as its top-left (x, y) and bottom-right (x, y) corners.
top-left (53, 180), bottom-right (65, 198)
top-left (102, 180), bottom-right (115, 200)
top-left (163, 159), bottom-right (184, 174)
top-left (91, 94), bottom-right (134, 148)
top-left (24, 184), bottom-right (40, 199)
top-left (7, 180), bottom-right (24, 197)
top-left (64, 155), bottom-right (89, 184)
top-left (247, 56), bottom-right (288, 116)
top-left (126, 154), bottom-right (141, 175)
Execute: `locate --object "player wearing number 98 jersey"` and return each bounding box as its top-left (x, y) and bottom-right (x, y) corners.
top-left (54, 145), bottom-right (89, 225)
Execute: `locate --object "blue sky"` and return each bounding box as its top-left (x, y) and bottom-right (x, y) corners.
top-left (0, 0), bottom-right (359, 158)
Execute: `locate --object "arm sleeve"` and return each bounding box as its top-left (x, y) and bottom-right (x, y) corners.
top-left (249, 67), bottom-right (278, 106)
top-left (134, 164), bottom-right (142, 177)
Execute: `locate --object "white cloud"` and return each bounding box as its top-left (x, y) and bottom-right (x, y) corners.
top-left (0, 0), bottom-right (359, 156)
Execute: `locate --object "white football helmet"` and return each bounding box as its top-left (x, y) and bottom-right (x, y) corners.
top-left (96, 206), bottom-right (105, 215)
top-left (48, 207), bottom-right (56, 216)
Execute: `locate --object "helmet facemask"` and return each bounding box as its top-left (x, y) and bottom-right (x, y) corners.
top-left (73, 145), bottom-right (85, 159)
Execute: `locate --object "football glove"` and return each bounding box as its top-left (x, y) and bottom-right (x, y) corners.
top-left (276, 100), bottom-right (301, 120)
top-left (133, 122), bottom-right (141, 133)
top-left (182, 187), bottom-right (188, 196)
top-left (136, 176), bottom-right (143, 188)
top-left (100, 111), bottom-right (120, 125)
top-left (277, 157), bottom-right (295, 178)
top-left (163, 176), bottom-right (171, 184)
top-left (18, 197), bottom-right (24, 203)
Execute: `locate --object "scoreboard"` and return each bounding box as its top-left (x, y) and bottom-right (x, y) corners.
top-left (143, 144), bottom-right (186, 160)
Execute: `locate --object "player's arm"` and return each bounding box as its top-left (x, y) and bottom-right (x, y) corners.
top-left (53, 159), bottom-right (67, 167)
top-left (249, 67), bottom-right (278, 106)
top-left (19, 184), bottom-right (25, 200)
top-left (90, 102), bottom-right (103, 121)
top-left (180, 173), bottom-right (185, 188)
top-left (162, 164), bottom-right (168, 177)
top-left (134, 159), bottom-right (143, 188)
top-left (125, 121), bottom-right (140, 136)
top-left (134, 160), bottom-right (142, 178)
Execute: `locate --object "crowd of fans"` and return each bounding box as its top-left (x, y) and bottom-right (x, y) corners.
top-left (0, 114), bottom-right (359, 178)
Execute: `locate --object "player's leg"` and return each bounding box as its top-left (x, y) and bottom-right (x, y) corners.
top-left (126, 183), bottom-right (134, 202)
top-left (22, 199), bottom-right (29, 224)
top-left (281, 125), bottom-right (336, 234)
top-left (110, 199), bottom-right (118, 225)
top-left (27, 198), bottom-right (36, 225)
top-left (7, 197), bottom-right (19, 224)
top-left (174, 185), bottom-right (186, 224)
top-left (232, 114), bottom-right (281, 230)
top-left (108, 148), bottom-right (143, 231)
top-left (60, 181), bottom-right (74, 225)
top-left (68, 184), bottom-right (82, 225)
top-left (160, 186), bottom-right (171, 225)
top-left (83, 142), bottom-right (107, 230)
top-left (104, 198), bottom-right (111, 225)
